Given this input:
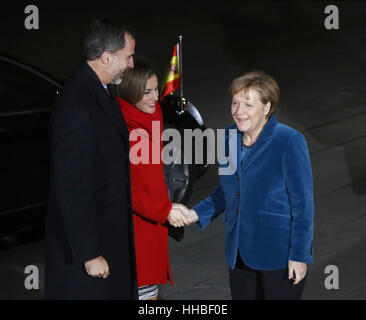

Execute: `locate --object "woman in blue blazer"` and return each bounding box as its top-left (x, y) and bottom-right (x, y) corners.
top-left (175, 71), bottom-right (314, 300)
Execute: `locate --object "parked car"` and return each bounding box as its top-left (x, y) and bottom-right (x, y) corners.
top-left (0, 54), bottom-right (208, 237)
top-left (0, 53), bottom-right (62, 237)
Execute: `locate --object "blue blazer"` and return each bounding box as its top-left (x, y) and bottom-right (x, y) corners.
top-left (193, 115), bottom-right (314, 271)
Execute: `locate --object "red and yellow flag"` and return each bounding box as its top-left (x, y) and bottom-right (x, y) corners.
top-left (160, 44), bottom-right (180, 100)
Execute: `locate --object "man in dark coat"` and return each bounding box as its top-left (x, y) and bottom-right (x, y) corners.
top-left (45, 18), bottom-right (138, 299)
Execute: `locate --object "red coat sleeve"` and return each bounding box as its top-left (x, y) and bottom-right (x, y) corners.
top-left (130, 150), bottom-right (172, 224)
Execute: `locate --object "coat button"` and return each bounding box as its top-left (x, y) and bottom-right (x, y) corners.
top-left (237, 191), bottom-right (240, 196)
top-left (236, 208), bottom-right (239, 214)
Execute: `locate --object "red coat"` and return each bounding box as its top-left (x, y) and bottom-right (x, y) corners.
top-left (117, 96), bottom-right (173, 287)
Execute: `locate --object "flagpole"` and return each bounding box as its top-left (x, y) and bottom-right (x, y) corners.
top-left (178, 35), bottom-right (184, 112)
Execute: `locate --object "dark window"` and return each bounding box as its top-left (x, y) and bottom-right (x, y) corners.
top-left (0, 58), bottom-right (55, 113)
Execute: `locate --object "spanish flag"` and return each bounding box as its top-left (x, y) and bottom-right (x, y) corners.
top-left (160, 43), bottom-right (180, 100)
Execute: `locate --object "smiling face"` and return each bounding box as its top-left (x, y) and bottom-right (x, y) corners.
top-left (231, 87), bottom-right (271, 136)
top-left (135, 75), bottom-right (159, 114)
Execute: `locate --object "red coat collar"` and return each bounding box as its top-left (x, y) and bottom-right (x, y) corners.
top-left (117, 96), bottom-right (162, 135)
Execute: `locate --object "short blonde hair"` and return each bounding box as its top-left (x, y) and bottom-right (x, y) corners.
top-left (229, 71), bottom-right (280, 117)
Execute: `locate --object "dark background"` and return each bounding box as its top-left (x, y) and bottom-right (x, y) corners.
top-left (1, 0), bottom-right (366, 299)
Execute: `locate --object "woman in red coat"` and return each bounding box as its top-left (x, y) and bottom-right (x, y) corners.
top-left (116, 60), bottom-right (187, 300)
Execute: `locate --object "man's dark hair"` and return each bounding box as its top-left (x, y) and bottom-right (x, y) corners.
top-left (84, 18), bottom-right (132, 61)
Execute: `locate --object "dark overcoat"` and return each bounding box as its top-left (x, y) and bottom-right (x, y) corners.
top-left (45, 62), bottom-right (138, 299)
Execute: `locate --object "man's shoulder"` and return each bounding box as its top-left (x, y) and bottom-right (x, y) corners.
top-left (63, 64), bottom-right (94, 93)
top-left (54, 66), bottom-right (96, 109)
top-left (52, 83), bottom-right (96, 127)
top-left (54, 85), bottom-right (92, 114)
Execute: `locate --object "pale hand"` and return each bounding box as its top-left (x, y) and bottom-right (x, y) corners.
top-left (172, 203), bottom-right (199, 225)
top-left (288, 260), bottom-right (307, 285)
top-left (167, 206), bottom-right (188, 227)
top-left (85, 256), bottom-right (110, 278)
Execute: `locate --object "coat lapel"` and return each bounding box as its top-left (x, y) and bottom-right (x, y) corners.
top-left (80, 63), bottom-right (130, 143)
top-left (96, 90), bottom-right (130, 142)
top-left (240, 115), bottom-right (278, 173)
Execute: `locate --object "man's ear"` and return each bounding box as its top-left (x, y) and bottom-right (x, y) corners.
top-left (264, 102), bottom-right (271, 116)
top-left (100, 51), bottom-right (111, 65)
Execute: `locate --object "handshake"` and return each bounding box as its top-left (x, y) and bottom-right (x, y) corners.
top-left (167, 203), bottom-right (199, 228)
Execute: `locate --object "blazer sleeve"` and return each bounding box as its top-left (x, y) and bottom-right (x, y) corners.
top-left (284, 132), bottom-right (314, 264)
top-left (130, 161), bottom-right (172, 225)
top-left (193, 185), bottom-right (226, 229)
top-left (51, 104), bottom-right (100, 263)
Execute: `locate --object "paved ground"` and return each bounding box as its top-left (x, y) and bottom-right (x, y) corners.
top-left (1, 0), bottom-right (366, 299)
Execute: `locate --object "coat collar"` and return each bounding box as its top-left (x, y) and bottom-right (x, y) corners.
top-left (117, 97), bottom-right (162, 134)
top-left (76, 62), bottom-right (130, 142)
top-left (230, 114), bottom-right (278, 174)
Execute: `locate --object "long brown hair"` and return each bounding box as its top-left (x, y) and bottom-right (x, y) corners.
top-left (117, 59), bottom-right (156, 105)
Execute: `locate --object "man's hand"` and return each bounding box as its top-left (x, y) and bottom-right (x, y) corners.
top-left (288, 260), bottom-right (307, 285)
top-left (167, 206), bottom-right (188, 227)
top-left (84, 256), bottom-right (110, 278)
top-left (172, 203), bottom-right (199, 225)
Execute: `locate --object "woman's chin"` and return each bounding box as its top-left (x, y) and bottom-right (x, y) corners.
top-left (236, 123), bottom-right (250, 133)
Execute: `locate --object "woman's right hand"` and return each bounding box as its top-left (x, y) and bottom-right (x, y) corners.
top-left (167, 205), bottom-right (188, 227)
top-left (172, 203), bottom-right (199, 225)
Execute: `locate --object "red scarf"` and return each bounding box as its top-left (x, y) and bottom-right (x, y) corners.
top-left (117, 96), bottom-right (163, 137)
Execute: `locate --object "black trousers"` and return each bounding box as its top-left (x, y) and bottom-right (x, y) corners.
top-left (229, 253), bottom-right (306, 300)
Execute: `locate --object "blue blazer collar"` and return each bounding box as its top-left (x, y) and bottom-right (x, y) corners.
top-left (236, 114), bottom-right (278, 173)
top-left (246, 114), bottom-right (278, 142)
